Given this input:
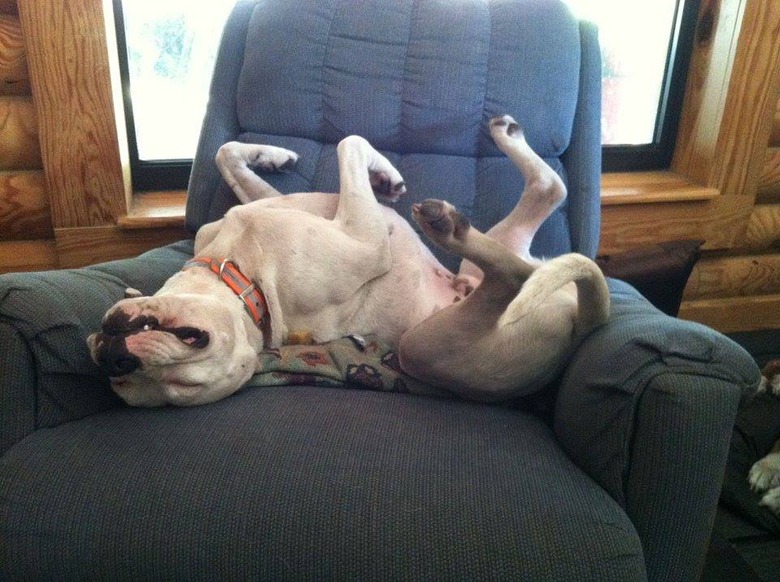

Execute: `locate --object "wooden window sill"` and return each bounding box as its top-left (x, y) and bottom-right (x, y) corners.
top-left (118, 189), bottom-right (188, 229)
top-left (117, 171), bottom-right (720, 230)
top-left (601, 171), bottom-right (720, 205)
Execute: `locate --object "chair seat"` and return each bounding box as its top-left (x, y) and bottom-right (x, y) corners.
top-left (0, 387), bottom-right (645, 580)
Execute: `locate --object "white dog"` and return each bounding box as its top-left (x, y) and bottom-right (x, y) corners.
top-left (88, 116), bottom-right (610, 407)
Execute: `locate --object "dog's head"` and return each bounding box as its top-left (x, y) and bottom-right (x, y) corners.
top-left (88, 290), bottom-right (260, 407)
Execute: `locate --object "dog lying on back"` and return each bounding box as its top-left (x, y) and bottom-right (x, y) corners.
top-left (88, 115), bottom-right (610, 407)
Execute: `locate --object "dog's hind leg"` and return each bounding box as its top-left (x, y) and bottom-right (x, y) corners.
top-left (216, 142), bottom-right (299, 204)
top-left (401, 199), bottom-right (608, 401)
top-left (456, 115), bottom-right (566, 285)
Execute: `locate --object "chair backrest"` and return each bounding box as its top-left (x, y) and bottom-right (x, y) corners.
top-left (186, 0), bottom-right (602, 270)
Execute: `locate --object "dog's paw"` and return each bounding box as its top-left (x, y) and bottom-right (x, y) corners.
top-left (490, 114), bottom-right (524, 141)
top-left (217, 142), bottom-right (299, 174)
top-left (411, 199), bottom-right (470, 249)
top-left (749, 452), bottom-right (780, 492)
top-left (760, 487), bottom-right (780, 515)
top-left (369, 170), bottom-right (406, 203)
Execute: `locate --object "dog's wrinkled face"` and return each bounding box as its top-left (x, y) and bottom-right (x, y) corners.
top-left (88, 293), bottom-right (259, 407)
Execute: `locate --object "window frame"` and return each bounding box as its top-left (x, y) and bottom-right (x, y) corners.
top-left (113, 0), bottom-right (702, 190)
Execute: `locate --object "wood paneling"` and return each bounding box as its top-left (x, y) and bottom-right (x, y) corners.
top-left (0, 0), bottom-right (17, 16)
top-left (17, 0), bottom-right (129, 228)
top-left (759, 147), bottom-right (780, 202)
top-left (679, 294), bottom-right (780, 333)
top-left (0, 14), bottom-right (27, 95)
top-left (0, 170), bottom-right (51, 240)
top-left (745, 204), bottom-right (780, 250)
top-left (118, 190), bottom-right (187, 229)
top-left (599, 195), bottom-right (753, 256)
top-left (674, 0), bottom-right (780, 200)
top-left (684, 252), bottom-right (780, 299)
top-left (0, 96), bottom-right (39, 169)
top-left (55, 225), bottom-right (190, 268)
top-left (771, 99), bottom-right (780, 146)
top-left (0, 239), bottom-right (57, 273)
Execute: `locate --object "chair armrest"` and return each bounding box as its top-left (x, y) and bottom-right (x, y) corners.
top-left (0, 240), bottom-right (193, 454)
top-left (554, 279), bottom-right (759, 581)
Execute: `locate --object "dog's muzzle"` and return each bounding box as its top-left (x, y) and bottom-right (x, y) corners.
top-left (92, 332), bottom-right (142, 376)
top-left (92, 309), bottom-right (210, 377)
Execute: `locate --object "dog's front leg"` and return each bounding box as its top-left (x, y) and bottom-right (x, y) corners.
top-left (333, 136), bottom-right (406, 275)
top-left (216, 142), bottom-right (299, 204)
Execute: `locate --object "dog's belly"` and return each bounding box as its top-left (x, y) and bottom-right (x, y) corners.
top-left (198, 193), bottom-right (463, 346)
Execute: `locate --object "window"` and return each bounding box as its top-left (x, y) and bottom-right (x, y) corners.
top-left (114, 0), bottom-right (700, 190)
top-left (563, 0), bottom-right (701, 171)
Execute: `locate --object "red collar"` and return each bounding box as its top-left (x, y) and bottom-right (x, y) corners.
top-left (183, 257), bottom-right (268, 326)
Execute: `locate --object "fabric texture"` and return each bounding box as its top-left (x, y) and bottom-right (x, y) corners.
top-left (0, 241), bottom-right (193, 453)
top-left (554, 279), bottom-right (759, 581)
top-left (0, 387), bottom-right (645, 581)
top-left (187, 0), bottom-right (603, 269)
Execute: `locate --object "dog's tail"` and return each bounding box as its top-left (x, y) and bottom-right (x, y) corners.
top-left (505, 253), bottom-right (610, 337)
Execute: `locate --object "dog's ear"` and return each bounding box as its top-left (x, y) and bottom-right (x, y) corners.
top-left (124, 287), bottom-right (144, 299)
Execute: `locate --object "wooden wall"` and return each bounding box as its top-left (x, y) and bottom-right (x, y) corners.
top-left (0, 0), bottom-right (187, 272)
top-left (675, 0), bottom-right (780, 332)
top-left (0, 0), bottom-right (56, 271)
top-left (0, 0), bottom-right (778, 334)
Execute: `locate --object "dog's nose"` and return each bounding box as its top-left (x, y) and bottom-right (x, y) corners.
top-left (102, 353), bottom-right (141, 376)
top-left (94, 333), bottom-right (141, 376)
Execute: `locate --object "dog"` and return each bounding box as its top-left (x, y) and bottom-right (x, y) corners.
top-left (88, 115), bottom-right (610, 407)
top-left (748, 359), bottom-right (780, 513)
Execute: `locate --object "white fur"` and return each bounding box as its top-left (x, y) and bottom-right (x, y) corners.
top-left (88, 116), bottom-right (610, 406)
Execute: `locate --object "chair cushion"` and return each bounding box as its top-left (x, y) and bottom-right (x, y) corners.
top-left (189, 0), bottom-right (591, 266)
top-left (0, 388), bottom-right (645, 580)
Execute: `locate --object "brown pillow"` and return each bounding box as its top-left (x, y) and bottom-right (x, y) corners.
top-left (596, 239), bottom-right (703, 316)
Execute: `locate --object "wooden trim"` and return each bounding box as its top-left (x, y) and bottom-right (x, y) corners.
top-left (601, 171), bottom-right (719, 205)
top-left (599, 195), bottom-right (753, 256)
top-left (118, 190), bottom-right (187, 229)
top-left (0, 14), bottom-right (28, 96)
top-left (55, 225), bottom-right (191, 268)
top-left (17, 0), bottom-right (130, 228)
top-left (0, 95), bottom-right (39, 170)
top-left (0, 238), bottom-right (57, 273)
top-left (673, 0), bottom-right (780, 200)
top-left (679, 293), bottom-right (780, 333)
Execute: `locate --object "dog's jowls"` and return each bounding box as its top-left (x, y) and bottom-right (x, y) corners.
top-left (88, 115), bottom-right (610, 407)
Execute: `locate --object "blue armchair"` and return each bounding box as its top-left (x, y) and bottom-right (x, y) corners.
top-left (0, 1), bottom-right (759, 579)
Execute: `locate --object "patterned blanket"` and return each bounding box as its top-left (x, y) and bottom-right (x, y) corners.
top-left (246, 335), bottom-right (451, 398)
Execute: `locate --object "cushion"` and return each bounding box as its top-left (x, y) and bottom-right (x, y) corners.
top-left (0, 387), bottom-right (645, 580)
top-left (596, 239), bottom-right (703, 316)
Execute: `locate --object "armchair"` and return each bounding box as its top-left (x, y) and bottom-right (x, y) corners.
top-left (0, 0), bottom-right (759, 579)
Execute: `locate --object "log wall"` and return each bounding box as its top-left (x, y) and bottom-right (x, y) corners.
top-left (0, 0), bottom-right (54, 270)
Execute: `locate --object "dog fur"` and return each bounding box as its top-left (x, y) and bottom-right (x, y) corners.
top-left (88, 116), bottom-right (610, 407)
